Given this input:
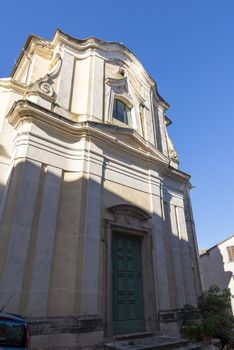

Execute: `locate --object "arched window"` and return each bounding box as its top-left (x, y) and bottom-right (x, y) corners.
top-left (113, 99), bottom-right (132, 126)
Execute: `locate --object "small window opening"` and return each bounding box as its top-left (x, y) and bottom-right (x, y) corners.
top-left (113, 99), bottom-right (132, 126)
top-left (227, 246), bottom-right (234, 261)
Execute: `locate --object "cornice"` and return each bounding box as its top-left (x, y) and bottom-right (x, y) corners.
top-left (9, 30), bottom-right (165, 93)
top-left (200, 234), bottom-right (234, 256)
top-left (153, 86), bottom-right (170, 110)
top-left (167, 165), bottom-right (191, 182)
top-left (6, 100), bottom-right (190, 182)
top-left (165, 115), bottom-right (172, 127)
top-left (10, 34), bottom-right (52, 78)
top-left (53, 29), bottom-right (156, 88)
top-left (0, 78), bottom-right (27, 94)
top-left (108, 204), bottom-right (151, 221)
top-left (7, 29), bottom-right (170, 110)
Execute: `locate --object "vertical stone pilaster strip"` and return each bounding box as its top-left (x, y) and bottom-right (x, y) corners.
top-left (157, 105), bottom-right (169, 157)
top-left (81, 141), bottom-right (104, 314)
top-left (0, 160), bottom-right (41, 312)
top-left (149, 172), bottom-right (170, 310)
top-left (56, 52), bottom-right (74, 111)
top-left (48, 171), bottom-right (83, 315)
top-left (27, 166), bottom-right (62, 315)
top-left (89, 55), bottom-right (104, 120)
top-left (184, 188), bottom-right (202, 298)
top-left (74, 175), bottom-right (88, 314)
top-left (163, 201), bottom-right (178, 309)
top-left (176, 206), bottom-right (197, 305)
top-left (19, 163), bottom-right (46, 314)
top-left (169, 205), bottom-right (187, 307)
top-left (0, 160), bottom-right (24, 279)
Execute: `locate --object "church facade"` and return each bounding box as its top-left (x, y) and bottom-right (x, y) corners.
top-left (0, 30), bottom-right (201, 348)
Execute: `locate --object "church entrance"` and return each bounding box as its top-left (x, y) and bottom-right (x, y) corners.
top-left (112, 233), bottom-right (144, 334)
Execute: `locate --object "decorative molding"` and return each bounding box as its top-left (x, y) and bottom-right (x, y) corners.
top-left (0, 78), bottom-right (27, 94)
top-left (106, 77), bottom-right (128, 95)
top-left (25, 54), bottom-right (62, 99)
top-left (6, 100), bottom-right (190, 182)
top-left (53, 29), bottom-right (156, 89)
top-left (33, 40), bottom-right (53, 50)
top-left (158, 307), bottom-right (200, 323)
top-left (166, 133), bottom-right (178, 161)
top-left (28, 315), bottom-right (102, 336)
top-left (108, 204), bottom-right (151, 221)
top-left (103, 211), bottom-right (156, 336)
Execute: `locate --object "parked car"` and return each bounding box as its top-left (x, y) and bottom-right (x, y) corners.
top-left (0, 312), bottom-right (29, 349)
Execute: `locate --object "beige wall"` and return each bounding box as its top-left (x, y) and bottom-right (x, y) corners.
top-left (0, 128), bottom-right (200, 317)
top-left (0, 31), bottom-right (201, 344)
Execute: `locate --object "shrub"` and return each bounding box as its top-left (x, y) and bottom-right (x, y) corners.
top-left (181, 322), bottom-right (202, 341)
top-left (198, 285), bottom-right (234, 345)
top-left (181, 285), bottom-right (234, 345)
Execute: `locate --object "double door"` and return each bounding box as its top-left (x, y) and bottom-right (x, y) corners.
top-left (112, 233), bottom-right (144, 334)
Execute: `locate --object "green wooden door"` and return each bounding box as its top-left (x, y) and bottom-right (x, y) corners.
top-left (112, 233), bottom-right (144, 334)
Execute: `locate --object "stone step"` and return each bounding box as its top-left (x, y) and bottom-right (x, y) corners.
top-left (35, 336), bottom-right (201, 350)
top-left (114, 332), bottom-right (154, 341)
top-left (173, 344), bottom-right (201, 350)
top-left (38, 343), bottom-right (201, 350)
top-left (105, 336), bottom-right (201, 350)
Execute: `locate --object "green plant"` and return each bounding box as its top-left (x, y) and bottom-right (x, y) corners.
top-left (181, 286), bottom-right (234, 346)
top-left (181, 322), bottom-right (202, 341)
top-left (198, 285), bottom-right (232, 316)
top-left (128, 340), bottom-right (135, 345)
top-left (198, 285), bottom-right (234, 346)
top-left (200, 317), bottom-right (215, 337)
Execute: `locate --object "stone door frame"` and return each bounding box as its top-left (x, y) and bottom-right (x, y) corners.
top-left (103, 204), bottom-right (158, 338)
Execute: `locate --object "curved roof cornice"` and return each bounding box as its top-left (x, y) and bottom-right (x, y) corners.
top-left (10, 34), bottom-right (52, 77)
top-left (53, 30), bottom-right (169, 107)
top-left (10, 29), bottom-right (169, 108)
top-left (53, 29), bottom-right (156, 86)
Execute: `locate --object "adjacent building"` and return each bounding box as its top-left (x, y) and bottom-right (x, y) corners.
top-left (200, 235), bottom-right (234, 314)
top-left (0, 30), bottom-right (202, 348)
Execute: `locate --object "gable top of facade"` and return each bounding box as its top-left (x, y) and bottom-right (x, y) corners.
top-left (0, 29), bottom-right (190, 177)
top-left (200, 234), bottom-right (234, 257)
top-left (10, 29), bottom-right (169, 109)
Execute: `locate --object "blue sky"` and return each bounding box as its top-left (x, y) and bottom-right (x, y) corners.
top-left (0, 0), bottom-right (233, 248)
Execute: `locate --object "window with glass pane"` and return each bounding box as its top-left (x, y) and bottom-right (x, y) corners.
top-left (113, 99), bottom-right (132, 126)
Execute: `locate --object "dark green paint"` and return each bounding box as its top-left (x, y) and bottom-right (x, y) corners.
top-left (112, 233), bottom-right (144, 334)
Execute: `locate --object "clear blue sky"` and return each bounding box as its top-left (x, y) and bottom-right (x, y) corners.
top-left (0, 0), bottom-right (233, 249)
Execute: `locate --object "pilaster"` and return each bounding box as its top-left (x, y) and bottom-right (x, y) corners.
top-left (149, 170), bottom-right (170, 310)
top-left (26, 166), bottom-right (62, 315)
top-left (81, 141), bottom-right (104, 314)
top-left (0, 160), bottom-right (41, 312)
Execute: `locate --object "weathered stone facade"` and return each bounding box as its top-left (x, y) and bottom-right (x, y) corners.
top-left (0, 30), bottom-right (201, 348)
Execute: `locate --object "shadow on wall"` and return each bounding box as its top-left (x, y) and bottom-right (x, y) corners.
top-left (0, 158), bottom-right (200, 331)
top-left (0, 144), bottom-right (11, 205)
top-left (200, 245), bottom-right (233, 294)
